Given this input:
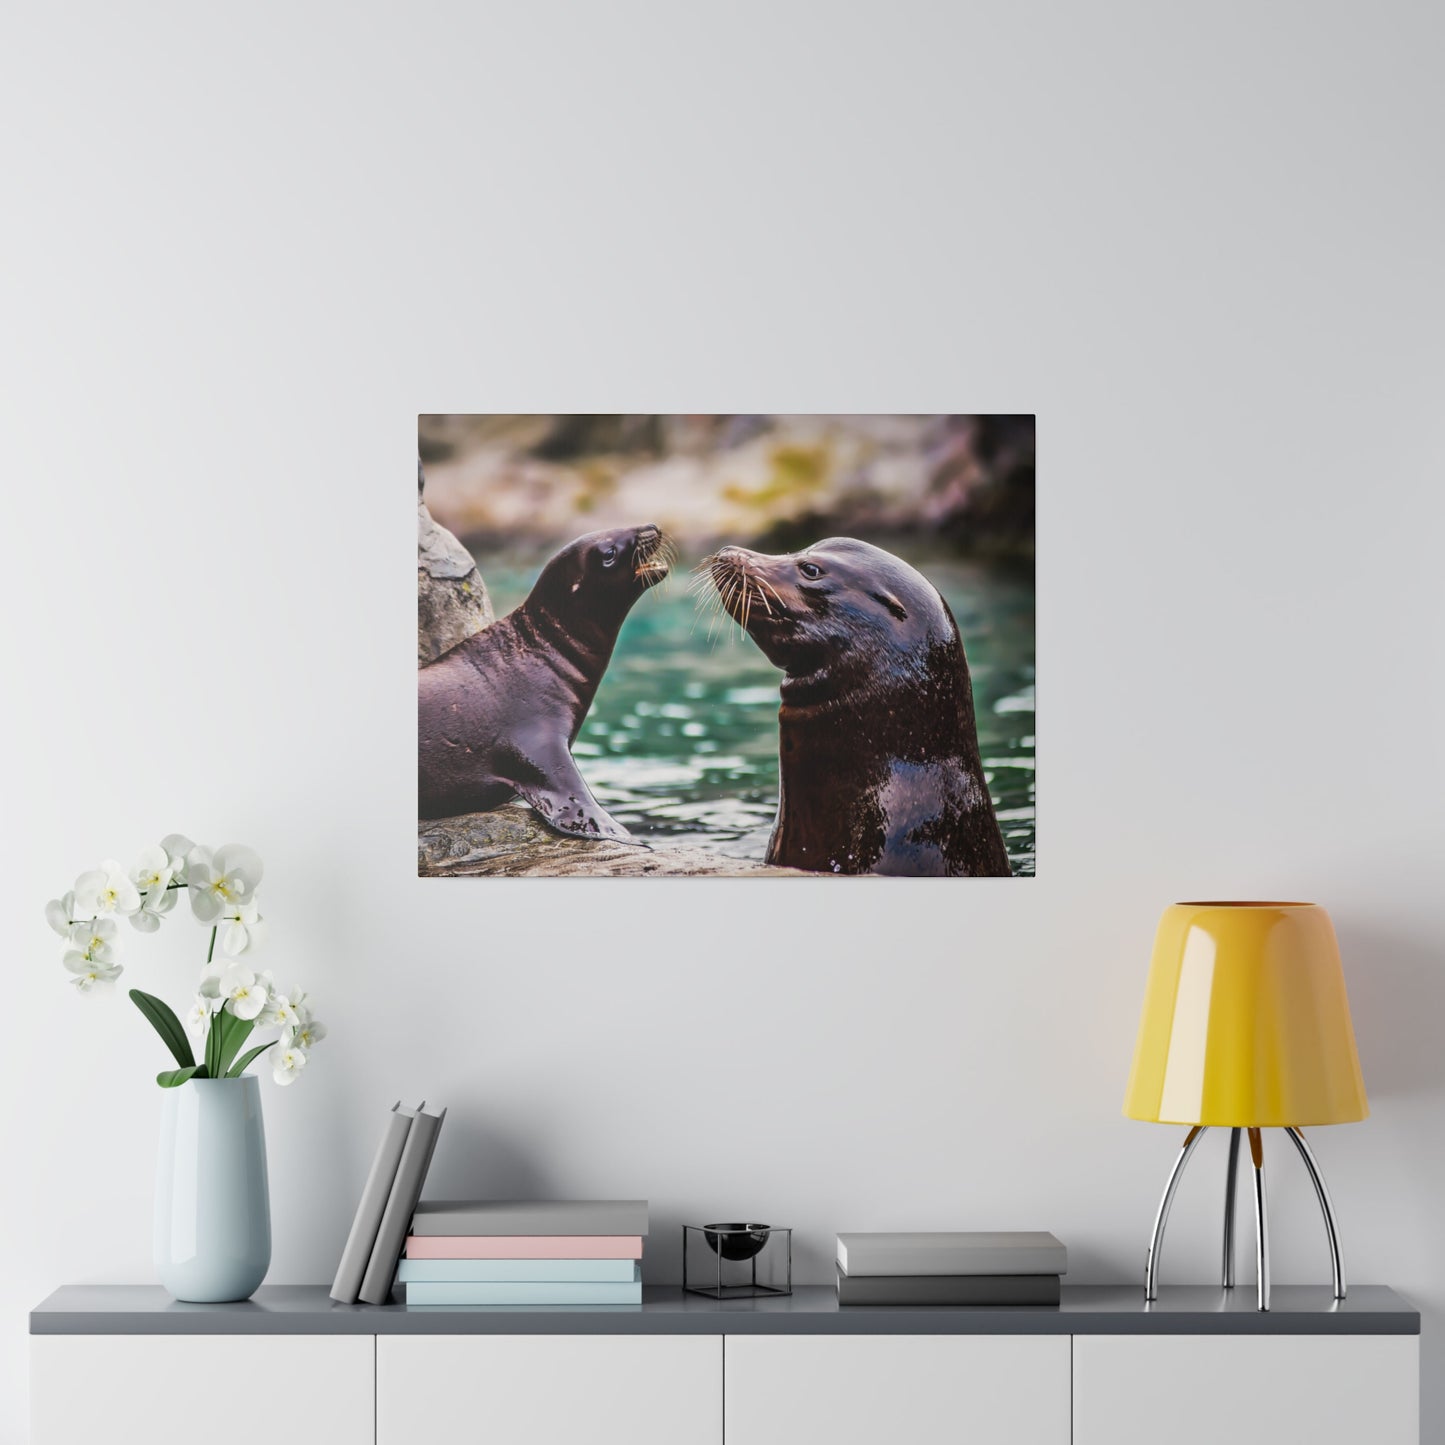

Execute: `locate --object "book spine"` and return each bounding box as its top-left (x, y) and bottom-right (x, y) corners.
top-left (409, 1204), bottom-right (649, 1236)
top-left (836, 1271), bottom-right (1062, 1306)
top-left (329, 1104), bottom-right (412, 1305)
top-left (396, 1259), bottom-right (641, 1284)
top-left (403, 1234), bottom-right (644, 1260)
top-left (404, 1280), bottom-right (643, 1306)
top-left (358, 1107), bottom-right (446, 1305)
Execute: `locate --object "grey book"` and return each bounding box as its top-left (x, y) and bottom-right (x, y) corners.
top-left (358, 1104), bottom-right (447, 1306)
top-left (835, 1267), bottom-right (1061, 1306)
top-left (330, 1101), bottom-right (420, 1304)
top-left (836, 1231), bottom-right (1066, 1278)
top-left (410, 1199), bottom-right (649, 1237)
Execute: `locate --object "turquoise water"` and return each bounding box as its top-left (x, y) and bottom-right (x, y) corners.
top-left (477, 551), bottom-right (1036, 874)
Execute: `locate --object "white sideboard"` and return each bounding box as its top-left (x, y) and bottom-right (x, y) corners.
top-left (725, 1334), bottom-right (1070, 1445)
top-left (30, 1284), bottom-right (1420, 1445)
top-left (1073, 1333), bottom-right (1419, 1445)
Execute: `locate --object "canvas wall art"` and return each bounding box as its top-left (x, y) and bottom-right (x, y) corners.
top-left (417, 415), bottom-right (1034, 878)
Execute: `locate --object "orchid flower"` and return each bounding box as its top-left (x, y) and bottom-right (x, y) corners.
top-left (185, 996), bottom-right (215, 1036)
top-left (289, 1016), bottom-right (327, 1051)
top-left (72, 860), bottom-right (141, 919)
top-left (46, 892), bottom-right (76, 938)
top-left (65, 956), bottom-right (123, 991)
top-left (161, 834), bottom-right (195, 883)
top-left (187, 844), bottom-right (263, 924)
top-left (272, 1045), bottom-right (307, 1086)
top-left (218, 899), bottom-right (266, 956)
top-left (67, 918), bottom-right (120, 964)
top-left (216, 962), bottom-right (269, 1021)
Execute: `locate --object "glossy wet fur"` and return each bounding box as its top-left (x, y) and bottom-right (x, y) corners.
top-left (418, 525), bottom-right (671, 837)
top-left (705, 539), bottom-right (1012, 876)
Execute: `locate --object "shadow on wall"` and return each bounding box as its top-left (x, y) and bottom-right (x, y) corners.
top-left (423, 1114), bottom-right (563, 1201)
top-left (1337, 919), bottom-right (1445, 1102)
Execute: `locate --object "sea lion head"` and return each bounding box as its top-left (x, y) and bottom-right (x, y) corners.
top-left (706, 537), bottom-right (958, 684)
top-left (528, 523), bottom-right (673, 624)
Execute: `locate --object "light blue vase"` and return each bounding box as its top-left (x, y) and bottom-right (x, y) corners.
top-left (154, 1076), bottom-right (271, 1302)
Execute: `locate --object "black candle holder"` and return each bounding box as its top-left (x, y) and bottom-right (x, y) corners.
top-left (683, 1223), bottom-right (792, 1298)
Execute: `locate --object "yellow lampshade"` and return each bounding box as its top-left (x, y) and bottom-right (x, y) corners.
top-left (1124, 901), bottom-right (1368, 1127)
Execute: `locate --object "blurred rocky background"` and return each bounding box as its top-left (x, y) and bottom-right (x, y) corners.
top-left (418, 414), bottom-right (1034, 561)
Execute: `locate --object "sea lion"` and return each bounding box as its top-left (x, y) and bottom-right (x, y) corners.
top-left (419, 524), bottom-right (672, 839)
top-left (705, 538), bottom-right (1012, 877)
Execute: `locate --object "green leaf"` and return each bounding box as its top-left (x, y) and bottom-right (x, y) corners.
top-left (130, 990), bottom-right (195, 1070)
top-left (157, 1065), bottom-right (202, 1088)
top-left (205, 1009), bottom-right (224, 1079)
top-left (227, 1040), bottom-right (277, 1078)
top-left (216, 1011), bottom-right (255, 1077)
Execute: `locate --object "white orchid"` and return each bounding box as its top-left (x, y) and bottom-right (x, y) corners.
top-left (258, 983), bottom-right (298, 1031)
top-left (218, 899), bottom-right (266, 957)
top-left (185, 996), bottom-right (215, 1036)
top-left (131, 844), bottom-right (175, 898)
top-left (46, 892), bottom-right (76, 938)
top-left (130, 882), bottom-right (179, 933)
top-left (272, 1045), bottom-right (307, 1086)
top-left (288, 1016), bottom-right (327, 1051)
top-left (215, 962), bottom-right (269, 1021)
top-left (187, 844), bottom-right (263, 924)
top-left (72, 860), bottom-right (141, 919)
top-left (67, 918), bottom-right (120, 964)
top-left (160, 834), bottom-right (196, 883)
top-left (65, 955), bottom-right (123, 991)
top-left (51, 835), bottom-right (324, 1088)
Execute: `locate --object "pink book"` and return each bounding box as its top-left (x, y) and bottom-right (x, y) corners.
top-left (404, 1235), bottom-right (644, 1260)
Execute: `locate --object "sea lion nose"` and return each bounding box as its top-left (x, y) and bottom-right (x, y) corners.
top-left (636, 524), bottom-right (660, 544)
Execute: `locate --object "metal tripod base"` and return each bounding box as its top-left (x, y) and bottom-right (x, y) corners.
top-left (1143, 1125), bottom-right (1346, 1312)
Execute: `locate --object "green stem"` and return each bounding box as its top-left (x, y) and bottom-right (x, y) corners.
top-left (207, 926), bottom-right (217, 965)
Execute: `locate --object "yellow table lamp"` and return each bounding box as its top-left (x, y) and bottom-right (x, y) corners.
top-left (1124, 901), bottom-right (1367, 1311)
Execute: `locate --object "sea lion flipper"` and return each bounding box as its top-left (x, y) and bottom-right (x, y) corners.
top-left (514, 752), bottom-right (641, 846)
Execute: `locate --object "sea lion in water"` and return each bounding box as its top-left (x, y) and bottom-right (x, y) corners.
top-left (419, 524), bottom-right (672, 839)
top-left (706, 538), bottom-right (1011, 877)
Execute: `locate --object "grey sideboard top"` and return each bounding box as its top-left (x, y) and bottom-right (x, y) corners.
top-left (31, 1284), bottom-right (1419, 1337)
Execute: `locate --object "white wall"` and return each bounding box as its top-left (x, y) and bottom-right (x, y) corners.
top-left (3, 2), bottom-right (1442, 1439)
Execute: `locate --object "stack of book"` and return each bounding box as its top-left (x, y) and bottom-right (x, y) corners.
top-left (834, 1230), bottom-right (1066, 1305)
top-left (332, 1101), bottom-right (448, 1306)
top-left (398, 1200), bottom-right (648, 1305)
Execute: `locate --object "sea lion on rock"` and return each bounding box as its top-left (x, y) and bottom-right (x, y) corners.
top-left (419, 525), bottom-right (672, 839)
top-left (706, 538), bottom-right (1011, 876)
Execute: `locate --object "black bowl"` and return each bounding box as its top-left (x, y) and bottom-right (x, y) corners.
top-left (703, 1223), bottom-right (772, 1262)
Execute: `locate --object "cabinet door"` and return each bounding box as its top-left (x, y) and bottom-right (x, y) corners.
top-left (724, 1334), bottom-right (1070, 1445)
top-left (1073, 1334), bottom-right (1419, 1445)
top-left (377, 1334), bottom-right (720, 1445)
top-left (32, 1335), bottom-right (374, 1445)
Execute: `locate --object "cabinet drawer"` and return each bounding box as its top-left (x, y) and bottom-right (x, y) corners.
top-left (377, 1334), bottom-right (720, 1445)
top-left (31, 1335), bottom-right (374, 1445)
top-left (724, 1334), bottom-right (1070, 1445)
top-left (1073, 1334), bottom-right (1419, 1445)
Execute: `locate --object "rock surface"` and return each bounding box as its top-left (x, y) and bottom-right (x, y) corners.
top-left (418, 459), bottom-right (493, 665)
top-left (418, 806), bottom-right (806, 878)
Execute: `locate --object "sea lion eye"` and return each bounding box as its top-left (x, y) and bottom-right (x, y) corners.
top-left (600, 548), bottom-right (618, 568)
top-left (798, 561), bottom-right (823, 579)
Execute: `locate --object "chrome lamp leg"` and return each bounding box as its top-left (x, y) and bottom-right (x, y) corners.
top-left (1249, 1127), bottom-right (1270, 1312)
top-left (1145, 1125), bottom-right (1207, 1301)
top-left (1285, 1126), bottom-right (1347, 1299)
top-left (1222, 1127), bottom-right (1241, 1288)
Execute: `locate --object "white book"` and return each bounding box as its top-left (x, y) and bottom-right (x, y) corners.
top-left (836, 1231), bottom-right (1066, 1277)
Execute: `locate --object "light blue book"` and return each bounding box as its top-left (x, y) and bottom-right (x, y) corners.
top-left (397, 1259), bottom-right (640, 1284)
top-left (405, 1279), bottom-right (643, 1306)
